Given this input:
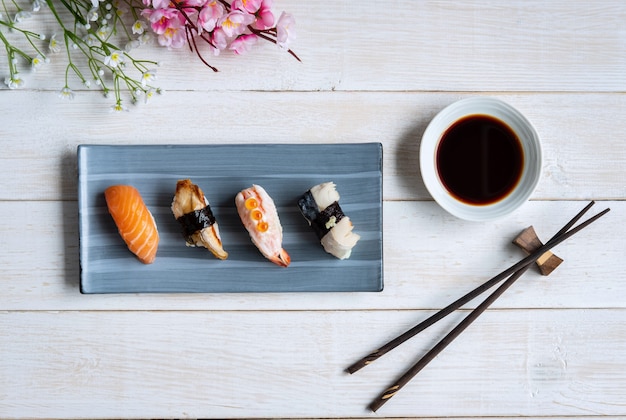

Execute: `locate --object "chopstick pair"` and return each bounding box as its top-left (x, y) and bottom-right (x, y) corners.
top-left (346, 201), bottom-right (610, 412)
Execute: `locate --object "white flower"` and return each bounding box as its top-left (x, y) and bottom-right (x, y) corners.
top-left (141, 69), bottom-right (156, 87)
top-left (132, 20), bottom-right (147, 35)
top-left (104, 50), bottom-right (124, 68)
top-left (144, 88), bottom-right (155, 104)
top-left (4, 76), bottom-right (25, 89)
top-left (86, 7), bottom-right (99, 22)
top-left (32, 0), bottom-right (46, 12)
top-left (14, 10), bottom-right (32, 23)
top-left (83, 33), bottom-right (98, 47)
top-left (124, 39), bottom-right (140, 52)
top-left (49, 33), bottom-right (61, 53)
top-left (96, 25), bottom-right (111, 39)
top-left (139, 32), bottom-right (152, 45)
top-left (31, 55), bottom-right (45, 70)
top-left (111, 101), bottom-right (128, 112)
top-left (58, 86), bottom-right (75, 100)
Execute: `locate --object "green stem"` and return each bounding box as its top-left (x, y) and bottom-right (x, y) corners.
top-left (45, 0), bottom-right (68, 28)
top-left (0, 30), bottom-right (16, 77)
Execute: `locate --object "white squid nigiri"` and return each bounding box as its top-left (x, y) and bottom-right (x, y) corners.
top-left (235, 184), bottom-right (291, 267)
top-left (171, 179), bottom-right (228, 260)
top-left (298, 182), bottom-right (360, 260)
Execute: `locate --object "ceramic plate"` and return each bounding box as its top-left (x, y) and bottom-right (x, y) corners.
top-left (78, 144), bottom-right (383, 293)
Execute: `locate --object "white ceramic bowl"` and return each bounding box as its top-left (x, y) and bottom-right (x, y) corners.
top-left (420, 97), bottom-right (542, 221)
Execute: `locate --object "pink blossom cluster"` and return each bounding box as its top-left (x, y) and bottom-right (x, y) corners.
top-left (140, 0), bottom-right (296, 62)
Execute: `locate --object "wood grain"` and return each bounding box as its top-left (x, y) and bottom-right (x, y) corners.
top-left (1, 309), bottom-right (625, 418)
top-left (1, 91), bottom-right (625, 202)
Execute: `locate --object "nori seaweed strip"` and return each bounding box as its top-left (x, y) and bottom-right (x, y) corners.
top-left (176, 205), bottom-right (216, 241)
top-left (317, 202), bottom-right (345, 237)
top-left (297, 191), bottom-right (319, 224)
top-left (297, 192), bottom-right (345, 240)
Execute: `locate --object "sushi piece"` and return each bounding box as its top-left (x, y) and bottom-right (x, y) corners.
top-left (104, 185), bottom-right (159, 264)
top-left (297, 182), bottom-right (360, 259)
top-left (235, 185), bottom-right (291, 267)
top-left (171, 179), bottom-right (228, 260)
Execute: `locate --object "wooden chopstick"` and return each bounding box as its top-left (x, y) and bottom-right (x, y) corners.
top-left (368, 204), bottom-right (610, 412)
top-left (347, 201), bottom-right (597, 375)
top-left (369, 264), bottom-right (531, 412)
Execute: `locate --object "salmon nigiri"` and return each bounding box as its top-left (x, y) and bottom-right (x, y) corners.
top-left (235, 184), bottom-right (290, 267)
top-left (104, 185), bottom-right (159, 264)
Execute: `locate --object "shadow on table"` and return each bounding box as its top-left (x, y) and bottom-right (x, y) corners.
top-left (61, 150), bottom-right (80, 291)
top-left (394, 115), bottom-right (432, 199)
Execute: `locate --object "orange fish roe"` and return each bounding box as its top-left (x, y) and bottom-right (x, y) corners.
top-left (251, 209), bottom-right (263, 221)
top-left (245, 197), bottom-right (258, 210)
top-left (256, 221), bottom-right (269, 232)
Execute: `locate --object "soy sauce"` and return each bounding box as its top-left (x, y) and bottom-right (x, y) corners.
top-left (436, 115), bottom-right (524, 205)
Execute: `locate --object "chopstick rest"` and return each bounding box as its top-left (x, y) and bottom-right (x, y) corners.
top-left (513, 226), bottom-right (563, 275)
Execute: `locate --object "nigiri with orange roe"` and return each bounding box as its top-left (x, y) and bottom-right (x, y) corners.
top-left (235, 185), bottom-right (291, 267)
top-left (104, 185), bottom-right (159, 264)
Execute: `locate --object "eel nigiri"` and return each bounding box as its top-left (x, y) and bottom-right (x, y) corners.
top-left (104, 185), bottom-right (159, 264)
top-left (297, 182), bottom-right (360, 259)
top-left (235, 184), bottom-right (291, 267)
top-left (171, 179), bottom-right (228, 260)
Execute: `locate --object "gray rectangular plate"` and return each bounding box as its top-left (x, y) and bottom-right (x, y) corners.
top-left (78, 143), bottom-right (383, 293)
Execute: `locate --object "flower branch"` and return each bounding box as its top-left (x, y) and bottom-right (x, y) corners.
top-left (1, 0), bottom-right (298, 111)
top-left (141, 0), bottom-right (298, 70)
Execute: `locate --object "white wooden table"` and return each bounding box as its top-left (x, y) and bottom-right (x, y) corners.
top-left (1, 1), bottom-right (625, 418)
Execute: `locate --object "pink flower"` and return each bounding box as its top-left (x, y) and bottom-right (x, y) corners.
top-left (146, 0), bottom-right (171, 8)
top-left (275, 11), bottom-right (295, 50)
top-left (181, 0), bottom-right (208, 6)
top-left (158, 24), bottom-right (187, 48)
top-left (217, 10), bottom-right (254, 38)
top-left (252, 0), bottom-right (274, 30)
top-left (232, 0), bottom-right (261, 13)
top-left (210, 28), bottom-right (228, 55)
top-left (142, 8), bottom-right (184, 35)
top-left (197, 1), bottom-right (224, 33)
top-left (229, 33), bottom-right (258, 55)
top-left (141, 6), bottom-right (187, 48)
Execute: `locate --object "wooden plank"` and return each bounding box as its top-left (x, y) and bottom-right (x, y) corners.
top-left (0, 91), bottom-right (625, 202)
top-left (1, 309), bottom-right (625, 418)
top-left (1, 200), bottom-right (622, 311)
top-left (1, 1), bottom-right (624, 92)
